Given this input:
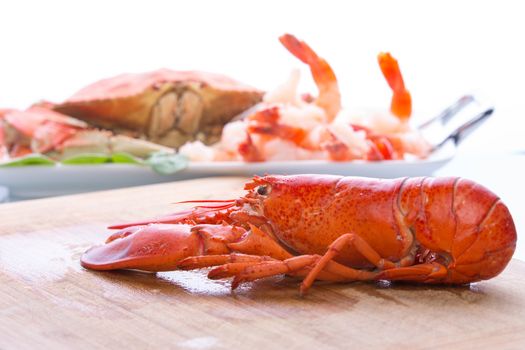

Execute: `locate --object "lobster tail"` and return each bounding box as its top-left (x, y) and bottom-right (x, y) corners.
top-left (449, 179), bottom-right (517, 282)
top-left (400, 177), bottom-right (517, 283)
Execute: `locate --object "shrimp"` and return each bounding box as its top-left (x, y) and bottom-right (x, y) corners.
top-left (279, 34), bottom-right (342, 122)
top-left (178, 35), bottom-right (429, 163)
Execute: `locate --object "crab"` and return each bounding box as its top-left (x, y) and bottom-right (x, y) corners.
top-left (0, 106), bottom-right (172, 161)
top-left (51, 70), bottom-right (263, 148)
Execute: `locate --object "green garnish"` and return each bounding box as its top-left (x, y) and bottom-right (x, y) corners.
top-left (146, 153), bottom-right (189, 175)
top-left (61, 152), bottom-right (144, 165)
top-left (0, 154), bottom-right (56, 167)
top-left (0, 151), bottom-right (189, 175)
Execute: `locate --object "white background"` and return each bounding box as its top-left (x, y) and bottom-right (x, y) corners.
top-left (0, 0), bottom-right (524, 153)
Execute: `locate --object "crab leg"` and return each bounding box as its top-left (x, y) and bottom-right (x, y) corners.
top-left (0, 122), bottom-right (6, 158)
top-left (0, 107), bottom-right (173, 161)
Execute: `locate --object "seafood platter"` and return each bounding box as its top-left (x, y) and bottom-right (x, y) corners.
top-left (0, 34), bottom-right (488, 199)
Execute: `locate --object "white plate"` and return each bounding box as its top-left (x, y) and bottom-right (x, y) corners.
top-left (0, 141), bottom-right (456, 200)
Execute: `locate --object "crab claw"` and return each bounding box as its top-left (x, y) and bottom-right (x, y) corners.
top-left (80, 224), bottom-right (202, 272)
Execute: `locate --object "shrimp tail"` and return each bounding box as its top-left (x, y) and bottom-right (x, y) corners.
top-left (378, 52), bottom-right (412, 120)
top-left (279, 34), bottom-right (341, 121)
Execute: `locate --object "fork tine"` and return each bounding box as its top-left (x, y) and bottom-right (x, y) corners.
top-left (431, 107), bottom-right (494, 152)
top-left (418, 95), bottom-right (476, 130)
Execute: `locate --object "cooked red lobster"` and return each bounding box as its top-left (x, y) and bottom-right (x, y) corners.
top-left (81, 175), bottom-right (516, 295)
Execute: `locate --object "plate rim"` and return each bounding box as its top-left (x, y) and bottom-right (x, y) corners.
top-left (0, 140), bottom-right (456, 172)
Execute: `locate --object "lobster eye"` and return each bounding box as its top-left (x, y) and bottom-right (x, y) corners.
top-left (256, 185), bottom-right (270, 196)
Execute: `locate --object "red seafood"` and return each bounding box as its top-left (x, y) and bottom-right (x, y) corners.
top-left (81, 175), bottom-right (516, 295)
top-left (179, 34), bottom-right (430, 163)
top-left (0, 106), bottom-right (171, 160)
top-left (378, 52), bottom-right (412, 120)
top-left (51, 70), bottom-right (263, 148)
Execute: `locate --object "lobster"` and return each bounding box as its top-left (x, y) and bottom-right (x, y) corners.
top-left (81, 175), bottom-right (517, 295)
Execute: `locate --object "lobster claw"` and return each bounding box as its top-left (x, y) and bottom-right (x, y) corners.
top-left (80, 224), bottom-right (202, 272)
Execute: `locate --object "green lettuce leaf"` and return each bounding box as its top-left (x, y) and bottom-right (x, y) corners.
top-left (0, 154), bottom-right (56, 167)
top-left (0, 152), bottom-right (188, 176)
top-left (61, 152), bottom-right (144, 165)
top-left (110, 152), bottom-right (144, 164)
top-left (61, 153), bottom-right (112, 165)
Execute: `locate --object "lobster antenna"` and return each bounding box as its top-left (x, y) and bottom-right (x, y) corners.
top-left (174, 199), bottom-right (237, 204)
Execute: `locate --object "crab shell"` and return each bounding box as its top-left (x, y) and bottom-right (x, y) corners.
top-left (53, 69), bottom-right (263, 148)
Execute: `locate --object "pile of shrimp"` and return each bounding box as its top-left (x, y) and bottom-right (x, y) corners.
top-left (180, 34), bottom-right (431, 162)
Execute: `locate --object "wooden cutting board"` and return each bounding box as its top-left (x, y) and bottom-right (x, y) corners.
top-left (1, 177), bottom-right (524, 349)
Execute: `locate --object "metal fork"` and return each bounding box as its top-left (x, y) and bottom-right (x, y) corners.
top-left (418, 95), bottom-right (494, 152)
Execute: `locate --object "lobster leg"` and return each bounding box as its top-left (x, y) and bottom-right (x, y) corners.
top-left (300, 233), bottom-right (403, 295)
top-left (226, 224), bottom-right (295, 261)
top-left (229, 255), bottom-right (320, 290)
top-left (377, 262), bottom-right (448, 282)
top-left (208, 261), bottom-right (282, 280)
top-left (178, 253), bottom-right (277, 270)
top-left (181, 253), bottom-right (350, 284)
top-left (178, 223), bottom-right (294, 270)
top-left (213, 255), bottom-right (374, 290)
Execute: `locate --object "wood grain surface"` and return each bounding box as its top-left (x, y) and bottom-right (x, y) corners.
top-left (1, 177), bottom-right (524, 350)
